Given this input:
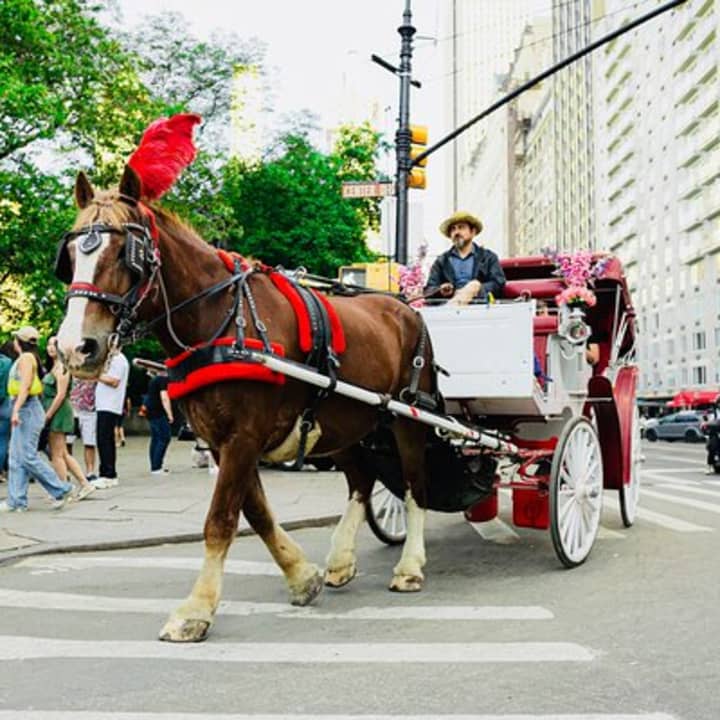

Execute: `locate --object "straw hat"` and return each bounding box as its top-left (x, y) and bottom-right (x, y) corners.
top-left (15, 326), bottom-right (40, 343)
top-left (439, 211), bottom-right (483, 238)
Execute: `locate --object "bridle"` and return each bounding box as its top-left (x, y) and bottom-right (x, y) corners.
top-left (54, 204), bottom-right (255, 351)
top-left (55, 218), bottom-right (162, 344)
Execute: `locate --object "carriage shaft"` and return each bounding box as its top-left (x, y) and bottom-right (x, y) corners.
top-left (248, 351), bottom-right (517, 452)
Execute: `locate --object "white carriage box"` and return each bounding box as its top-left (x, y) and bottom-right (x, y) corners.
top-left (419, 302), bottom-right (534, 401)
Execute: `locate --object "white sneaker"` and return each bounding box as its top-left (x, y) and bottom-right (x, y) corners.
top-left (77, 484), bottom-right (97, 501)
top-left (0, 500), bottom-right (27, 513)
top-left (91, 477), bottom-right (118, 489)
top-left (150, 468), bottom-right (170, 476)
top-left (51, 492), bottom-right (73, 510)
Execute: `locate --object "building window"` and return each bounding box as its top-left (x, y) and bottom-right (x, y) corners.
top-left (667, 338), bottom-right (675, 355)
top-left (690, 260), bottom-right (705, 287)
top-left (715, 327), bottom-right (720, 347)
top-left (682, 367), bottom-right (689, 385)
top-left (693, 331), bottom-right (706, 350)
top-left (693, 366), bottom-right (707, 385)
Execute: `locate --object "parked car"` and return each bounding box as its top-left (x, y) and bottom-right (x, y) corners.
top-left (644, 411), bottom-right (705, 442)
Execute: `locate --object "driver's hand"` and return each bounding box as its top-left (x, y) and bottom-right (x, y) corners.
top-left (439, 282), bottom-right (454, 297)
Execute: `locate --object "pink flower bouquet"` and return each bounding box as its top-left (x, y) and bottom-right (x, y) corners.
top-left (397, 242), bottom-right (428, 307)
top-left (556, 285), bottom-right (597, 308)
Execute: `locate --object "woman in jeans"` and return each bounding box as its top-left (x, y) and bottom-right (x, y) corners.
top-left (0, 327), bottom-right (73, 513)
top-left (43, 337), bottom-right (96, 501)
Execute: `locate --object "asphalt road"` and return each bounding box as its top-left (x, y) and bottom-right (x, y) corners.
top-left (0, 440), bottom-right (718, 720)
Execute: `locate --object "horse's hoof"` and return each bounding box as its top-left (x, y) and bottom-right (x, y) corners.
top-left (324, 563), bottom-right (358, 588)
top-left (158, 617), bottom-right (211, 643)
top-left (389, 574), bottom-right (423, 592)
top-left (290, 568), bottom-right (324, 607)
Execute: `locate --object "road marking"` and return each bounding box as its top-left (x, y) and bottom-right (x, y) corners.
top-left (17, 556), bottom-right (281, 576)
top-left (0, 636), bottom-right (594, 663)
top-left (0, 712), bottom-right (680, 720)
top-left (0, 589), bottom-right (553, 621)
top-left (635, 507), bottom-right (712, 532)
top-left (641, 489), bottom-right (720, 515)
top-left (467, 517), bottom-right (520, 544)
top-left (655, 483), bottom-right (720, 498)
top-left (644, 453), bottom-right (705, 467)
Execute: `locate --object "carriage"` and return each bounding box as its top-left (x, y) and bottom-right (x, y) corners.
top-left (53, 121), bottom-right (642, 641)
top-left (362, 253), bottom-right (641, 567)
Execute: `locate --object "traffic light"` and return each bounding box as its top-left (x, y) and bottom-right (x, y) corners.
top-left (408, 124), bottom-right (428, 189)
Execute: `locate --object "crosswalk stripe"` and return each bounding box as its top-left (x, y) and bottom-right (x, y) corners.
top-left (17, 556), bottom-right (281, 576)
top-left (641, 489), bottom-right (720, 515)
top-left (635, 507), bottom-right (712, 532)
top-left (0, 636), bottom-right (594, 663)
top-left (467, 517), bottom-right (520, 543)
top-left (655, 483), bottom-right (720, 498)
top-left (0, 712), bottom-right (680, 720)
top-left (0, 713), bottom-right (680, 720)
top-left (645, 453), bottom-right (705, 467)
top-left (0, 589), bottom-right (553, 621)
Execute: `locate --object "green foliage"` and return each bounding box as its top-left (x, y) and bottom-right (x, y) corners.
top-left (333, 121), bottom-right (389, 234)
top-left (222, 134), bottom-right (375, 277)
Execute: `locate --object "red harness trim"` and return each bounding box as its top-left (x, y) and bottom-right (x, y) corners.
top-left (214, 250), bottom-right (346, 355)
top-left (269, 272), bottom-right (314, 352)
top-left (313, 290), bottom-right (346, 354)
top-left (166, 337), bottom-right (286, 401)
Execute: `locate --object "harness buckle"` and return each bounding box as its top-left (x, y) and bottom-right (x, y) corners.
top-left (413, 356), bottom-right (425, 369)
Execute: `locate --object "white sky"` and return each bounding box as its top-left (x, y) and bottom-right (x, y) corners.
top-left (117, 0), bottom-right (444, 138)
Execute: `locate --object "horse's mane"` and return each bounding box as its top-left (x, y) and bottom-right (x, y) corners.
top-left (73, 191), bottom-right (133, 229)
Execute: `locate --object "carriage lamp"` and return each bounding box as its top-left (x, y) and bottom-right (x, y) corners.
top-left (558, 306), bottom-right (591, 345)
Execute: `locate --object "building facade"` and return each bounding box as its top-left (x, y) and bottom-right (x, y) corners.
top-left (594, 0), bottom-right (720, 399)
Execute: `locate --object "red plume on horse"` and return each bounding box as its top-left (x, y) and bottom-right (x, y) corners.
top-left (128, 113), bottom-right (201, 201)
top-left (54, 113), bottom-right (439, 643)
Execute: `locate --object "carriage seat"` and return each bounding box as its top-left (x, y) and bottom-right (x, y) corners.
top-left (503, 278), bottom-right (565, 300)
top-left (533, 315), bottom-right (559, 382)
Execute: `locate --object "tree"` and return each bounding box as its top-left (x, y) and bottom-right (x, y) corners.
top-left (333, 121), bottom-right (390, 234)
top-left (222, 133), bottom-right (376, 277)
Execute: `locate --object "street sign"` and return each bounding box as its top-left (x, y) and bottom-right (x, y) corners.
top-left (341, 181), bottom-right (395, 199)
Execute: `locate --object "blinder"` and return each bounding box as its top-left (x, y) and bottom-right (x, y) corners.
top-left (54, 222), bottom-right (155, 284)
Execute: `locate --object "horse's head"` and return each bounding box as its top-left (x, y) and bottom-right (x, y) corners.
top-left (56, 165), bottom-right (158, 377)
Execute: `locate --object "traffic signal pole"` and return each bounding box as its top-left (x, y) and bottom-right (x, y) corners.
top-left (394, 0), bottom-right (415, 265)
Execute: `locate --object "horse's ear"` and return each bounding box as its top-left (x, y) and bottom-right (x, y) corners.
top-left (119, 164), bottom-right (142, 202)
top-left (75, 172), bottom-right (95, 209)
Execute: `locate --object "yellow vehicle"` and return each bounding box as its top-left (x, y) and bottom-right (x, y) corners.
top-left (337, 261), bottom-right (400, 292)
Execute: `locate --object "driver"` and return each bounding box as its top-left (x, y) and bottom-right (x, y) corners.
top-left (424, 211), bottom-right (506, 304)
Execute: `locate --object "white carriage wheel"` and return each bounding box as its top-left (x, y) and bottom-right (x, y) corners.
top-left (550, 416), bottom-right (604, 568)
top-left (366, 482), bottom-right (407, 546)
top-left (619, 406), bottom-right (642, 527)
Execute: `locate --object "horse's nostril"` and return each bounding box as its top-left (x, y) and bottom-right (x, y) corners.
top-left (77, 338), bottom-right (100, 360)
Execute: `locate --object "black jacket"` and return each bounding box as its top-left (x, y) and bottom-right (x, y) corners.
top-left (425, 243), bottom-right (506, 299)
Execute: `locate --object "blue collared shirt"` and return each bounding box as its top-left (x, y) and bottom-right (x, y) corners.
top-left (448, 248), bottom-right (475, 288)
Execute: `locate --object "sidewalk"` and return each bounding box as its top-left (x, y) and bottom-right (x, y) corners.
top-left (0, 436), bottom-right (347, 567)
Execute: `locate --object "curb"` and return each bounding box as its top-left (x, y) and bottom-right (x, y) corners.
top-left (0, 513), bottom-right (341, 568)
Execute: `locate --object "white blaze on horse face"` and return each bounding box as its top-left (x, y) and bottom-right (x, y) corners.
top-left (56, 234), bottom-right (113, 363)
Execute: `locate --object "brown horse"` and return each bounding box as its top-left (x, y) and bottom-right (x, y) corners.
top-left (56, 166), bottom-right (435, 642)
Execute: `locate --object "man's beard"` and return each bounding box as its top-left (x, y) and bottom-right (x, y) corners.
top-left (452, 236), bottom-right (472, 252)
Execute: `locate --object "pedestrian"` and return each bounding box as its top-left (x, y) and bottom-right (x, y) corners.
top-left (93, 350), bottom-right (129, 488)
top-left (42, 337), bottom-right (96, 501)
top-left (69, 377), bottom-right (98, 481)
top-left (145, 369), bottom-right (174, 475)
top-left (0, 340), bottom-right (16, 482)
top-left (0, 327), bottom-right (73, 513)
top-left (115, 396), bottom-right (130, 448)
